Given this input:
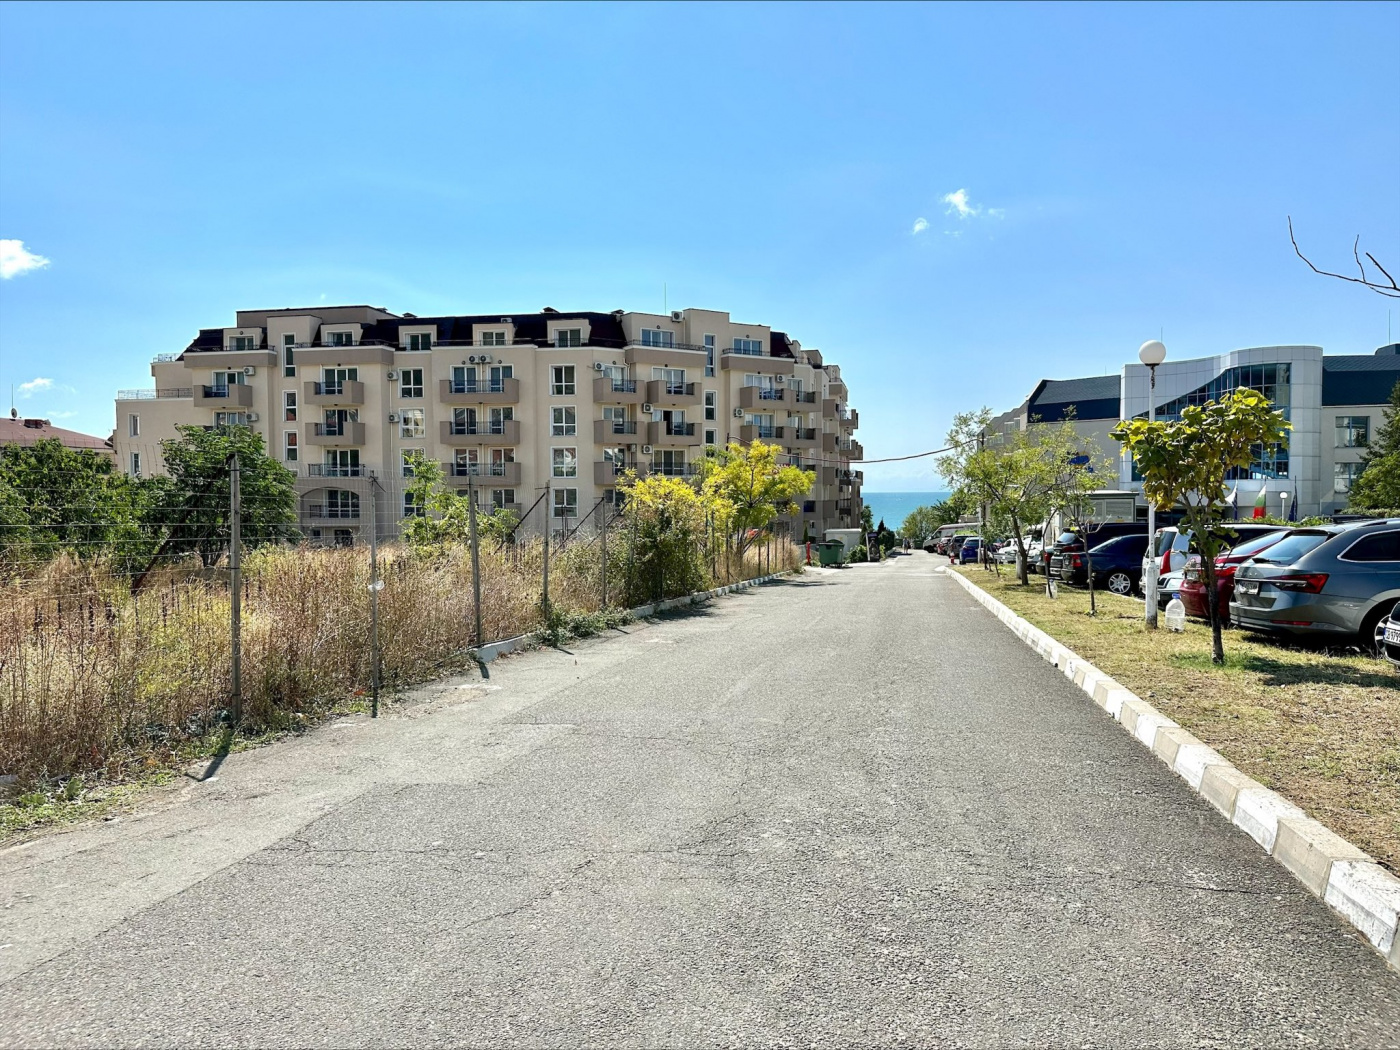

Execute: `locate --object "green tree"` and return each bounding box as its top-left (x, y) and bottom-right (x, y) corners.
top-left (620, 471), bottom-right (709, 601)
top-left (401, 454), bottom-right (519, 549)
top-left (859, 503), bottom-right (875, 535)
top-left (0, 438), bottom-right (156, 569)
top-left (940, 410), bottom-right (1100, 585)
top-left (1349, 379), bottom-right (1400, 510)
top-left (1112, 389), bottom-right (1290, 664)
top-left (158, 425), bottom-right (298, 567)
top-left (701, 440), bottom-right (813, 563)
top-left (901, 505), bottom-right (945, 545)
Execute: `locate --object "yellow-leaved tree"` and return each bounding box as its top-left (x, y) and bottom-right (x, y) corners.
top-left (617, 471), bottom-right (710, 603)
top-left (700, 441), bottom-right (814, 563)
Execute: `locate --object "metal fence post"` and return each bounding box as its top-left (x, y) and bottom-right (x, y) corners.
top-left (468, 475), bottom-right (483, 647)
top-left (369, 475), bottom-right (381, 718)
top-left (228, 452), bottom-right (242, 725)
top-left (600, 503), bottom-right (609, 609)
top-left (542, 481), bottom-right (551, 610)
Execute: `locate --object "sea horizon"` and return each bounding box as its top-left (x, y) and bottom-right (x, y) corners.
top-left (861, 490), bottom-right (953, 529)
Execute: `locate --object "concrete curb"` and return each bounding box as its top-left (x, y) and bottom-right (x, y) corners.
top-left (473, 571), bottom-right (794, 665)
top-left (939, 566), bottom-right (1400, 972)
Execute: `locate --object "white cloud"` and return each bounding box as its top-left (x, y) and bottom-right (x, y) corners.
top-left (18, 377), bottom-right (53, 398)
top-left (942, 189), bottom-right (980, 219)
top-left (0, 240), bottom-right (51, 279)
top-left (912, 217), bottom-right (929, 235)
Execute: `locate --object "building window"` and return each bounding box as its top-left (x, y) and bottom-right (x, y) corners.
top-left (284, 391), bottom-right (297, 422)
top-left (328, 331), bottom-right (354, 347)
top-left (555, 328), bottom-right (582, 347)
top-left (551, 406), bottom-right (577, 436)
top-left (480, 330), bottom-right (506, 347)
top-left (325, 489), bottom-right (360, 519)
top-left (732, 337), bottom-right (763, 355)
top-left (130, 451), bottom-right (141, 476)
top-left (704, 391), bottom-right (717, 421)
top-left (1336, 416), bottom-right (1369, 448)
top-left (284, 431), bottom-right (298, 463)
top-left (283, 334), bottom-right (296, 377)
top-left (551, 365), bottom-right (576, 396)
top-left (641, 329), bottom-right (674, 348)
top-left (231, 335), bottom-right (256, 351)
top-left (400, 408), bottom-right (426, 438)
top-left (552, 447), bottom-right (578, 478)
top-left (705, 429), bottom-right (718, 446)
top-left (407, 332), bottom-right (432, 352)
top-left (402, 449), bottom-right (424, 477)
top-left (128, 414), bottom-right (140, 437)
top-left (492, 489), bottom-right (516, 510)
top-left (553, 487), bottom-right (579, 518)
top-left (403, 492), bottom-right (424, 518)
top-left (1334, 461), bottom-right (1365, 494)
top-left (400, 368), bottom-right (424, 398)
top-left (214, 411), bottom-right (248, 427)
top-left (704, 334), bottom-right (715, 376)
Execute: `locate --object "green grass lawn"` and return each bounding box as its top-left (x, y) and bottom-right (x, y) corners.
top-left (955, 566), bottom-right (1400, 873)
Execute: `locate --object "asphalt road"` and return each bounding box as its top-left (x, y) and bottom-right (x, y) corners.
top-left (3, 552), bottom-right (1398, 1048)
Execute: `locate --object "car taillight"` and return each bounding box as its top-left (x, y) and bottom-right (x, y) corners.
top-left (1072, 555), bottom-right (1083, 567)
top-left (1270, 573), bottom-right (1329, 593)
top-left (1160, 550), bottom-right (1173, 575)
top-left (1216, 564), bottom-right (1238, 580)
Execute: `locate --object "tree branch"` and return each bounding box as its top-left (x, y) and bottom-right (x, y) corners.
top-left (1289, 216), bottom-right (1400, 298)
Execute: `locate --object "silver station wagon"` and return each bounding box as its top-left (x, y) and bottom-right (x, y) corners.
top-left (1230, 519), bottom-right (1400, 648)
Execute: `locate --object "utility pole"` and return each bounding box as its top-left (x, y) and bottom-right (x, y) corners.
top-left (228, 452), bottom-right (242, 726)
top-left (977, 429), bottom-right (987, 571)
top-left (1139, 340), bottom-right (1168, 629)
top-left (369, 474), bottom-right (382, 718)
top-left (600, 501), bottom-right (609, 609)
top-left (541, 481), bottom-right (551, 610)
top-left (468, 474), bottom-right (483, 648)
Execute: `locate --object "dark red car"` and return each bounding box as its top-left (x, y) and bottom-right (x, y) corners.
top-left (1179, 529), bottom-right (1289, 620)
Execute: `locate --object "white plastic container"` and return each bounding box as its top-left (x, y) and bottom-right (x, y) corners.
top-left (1164, 596), bottom-right (1187, 632)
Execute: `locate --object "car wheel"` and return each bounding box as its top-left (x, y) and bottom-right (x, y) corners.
top-left (1106, 571), bottom-right (1134, 595)
top-left (1364, 606), bottom-right (1389, 657)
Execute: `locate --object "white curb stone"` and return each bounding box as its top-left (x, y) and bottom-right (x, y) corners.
top-left (937, 565), bottom-right (1399, 972)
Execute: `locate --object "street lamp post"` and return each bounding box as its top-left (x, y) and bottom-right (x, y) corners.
top-left (1139, 339), bottom-right (1167, 629)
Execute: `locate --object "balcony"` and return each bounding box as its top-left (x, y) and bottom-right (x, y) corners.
top-left (739, 424), bottom-right (782, 444)
top-left (304, 380), bottom-right (365, 406)
top-left (117, 387), bottom-right (193, 401)
top-left (194, 384), bottom-right (253, 408)
top-left (625, 343), bottom-right (706, 369)
top-left (784, 427), bottom-right (820, 449)
top-left (846, 440), bottom-right (865, 460)
top-left (594, 459), bottom-right (648, 485)
top-left (307, 421), bottom-right (366, 446)
top-left (845, 409), bottom-right (859, 430)
top-left (306, 503), bottom-right (362, 521)
top-left (819, 465), bottom-right (837, 487)
top-left (650, 462), bottom-right (700, 478)
top-left (305, 464), bottom-right (367, 478)
top-left (821, 432), bottom-right (838, 454)
top-left (444, 461), bottom-right (522, 487)
top-left (594, 418), bottom-right (639, 444)
top-left (792, 390), bottom-right (818, 405)
top-left (439, 419), bottom-right (521, 446)
top-left (645, 420), bottom-right (698, 447)
top-left (439, 377), bottom-right (520, 405)
top-left (822, 398), bottom-right (839, 418)
top-left (593, 376), bottom-right (645, 404)
top-left (739, 385), bottom-right (788, 409)
top-left (644, 379), bottom-right (702, 408)
top-left (719, 352), bottom-right (794, 377)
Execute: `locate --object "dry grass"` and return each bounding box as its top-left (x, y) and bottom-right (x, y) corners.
top-left (955, 566), bottom-right (1400, 873)
top-left (1, 537), bottom-right (802, 796)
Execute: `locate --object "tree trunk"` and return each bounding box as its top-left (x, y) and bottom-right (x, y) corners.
top-left (1203, 553), bottom-right (1225, 665)
top-left (1010, 512), bottom-right (1029, 586)
top-left (1086, 547), bottom-right (1097, 616)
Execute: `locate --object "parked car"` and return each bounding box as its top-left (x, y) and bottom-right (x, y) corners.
top-left (1230, 519), bottom-right (1400, 647)
top-left (1049, 533), bottom-right (1151, 594)
top-left (1179, 529), bottom-right (1291, 620)
top-left (1142, 524), bottom-right (1285, 607)
top-left (955, 537), bottom-right (983, 564)
top-left (1380, 599), bottom-right (1400, 670)
top-left (1048, 523), bottom-right (1148, 575)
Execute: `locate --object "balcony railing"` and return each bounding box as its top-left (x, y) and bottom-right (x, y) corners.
top-left (660, 422), bottom-right (696, 437)
top-left (446, 379), bottom-right (508, 395)
top-left (308, 503), bottom-right (361, 519)
top-left (601, 378), bottom-right (638, 394)
top-left (652, 463), bottom-right (699, 477)
top-left (445, 423), bottom-right (511, 436)
top-left (447, 462), bottom-right (516, 478)
top-left (306, 464), bottom-right (366, 477)
top-left (117, 388), bottom-right (193, 400)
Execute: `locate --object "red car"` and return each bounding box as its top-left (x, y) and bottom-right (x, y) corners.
top-left (1179, 529), bottom-right (1289, 620)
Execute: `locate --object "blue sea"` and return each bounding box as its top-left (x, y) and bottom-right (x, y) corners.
top-left (862, 491), bottom-right (952, 530)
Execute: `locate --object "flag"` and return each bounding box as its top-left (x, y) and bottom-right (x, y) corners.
top-left (1225, 484), bottom-right (1239, 521)
top-left (1289, 483), bottom-right (1299, 521)
top-left (1252, 481), bottom-right (1268, 520)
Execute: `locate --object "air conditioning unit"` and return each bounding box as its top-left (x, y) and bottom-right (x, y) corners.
top-left (593, 361), bottom-right (605, 371)
top-left (502, 317), bottom-right (513, 323)
top-left (641, 403), bottom-right (653, 413)
top-left (242, 366), bottom-right (256, 376)
top-left (641, 444), bottom-right (653, 455)
top-left (479, 354), bottom-right (492, 364)
top-left (774, 375), bottom-right (785, 384)
top-left (247, 412), bottom-right (260, 422)
top-left (669, 310), bottom-right (683, 322)
top-left (387, 412), bottom-right (399, 423)
top-left (468, 355), bottom-right (478, 363)
top-left (627, 443), bottom-right (637, 452)
top-left (733, 408), bottom-right (744, 418)
top-left (386, 369), bottom-right (398, 380)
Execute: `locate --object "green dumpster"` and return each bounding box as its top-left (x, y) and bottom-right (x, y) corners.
top-left (816, 540), bottom-right (844, 567)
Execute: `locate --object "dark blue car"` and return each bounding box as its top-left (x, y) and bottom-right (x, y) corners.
top-left (1049, 533), bottom-right (1150, 595)
top-left (957, 537), bottom-right (982, 564)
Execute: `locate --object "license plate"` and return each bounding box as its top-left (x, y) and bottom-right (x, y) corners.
top-left (1237, 581), bottom-right (1259, 595)
top-left (1386, 625), bottom-right (1400, 646)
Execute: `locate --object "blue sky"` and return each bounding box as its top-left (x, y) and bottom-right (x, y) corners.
top-left (2, 1), bottom-right (1396, 489)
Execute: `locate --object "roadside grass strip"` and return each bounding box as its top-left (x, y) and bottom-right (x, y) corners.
top-left (941, 565), bottom-right (1400, 972)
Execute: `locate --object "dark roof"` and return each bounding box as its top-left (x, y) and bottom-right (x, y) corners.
top-left (1, 417), bottom-right (113, 453)
top-left (769, 331), bottom-right (796, 359)
top-left (1028, 374), bottom-right (1121, 421)
top-left (1322, 353), bottom-right (1400, 406)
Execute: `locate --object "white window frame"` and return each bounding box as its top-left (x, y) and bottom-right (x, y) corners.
top-left (552, 447), bottom-right (579, 478)
top-left (400, 368), bottom-right (424, 398)
top-left (128, 413), bottom-right (139, 437)
top-left (704, 334), bottom-right (716, 376)
top-left (705, 428), bottom-right (718, 446)
top-left (551, 364), bottom-right (576, 396)
top-left (284, 391), bottom-right (297, 422)
top-left (407, 332), bottom-right (432, 352)
top-left (401, 448), bottom-right (424, 477)
top-left (130, 451), bottom-right (141, 476)
top-left (284, 430), bottom-right (298, 463)
top-left (553, 487), bottom-right (579, 518)
top-left (554, 328), bottom-right (582, 348)
top-left (704, 391), bottom-right (717, 420)
top-left (399, 407), bottom-right (426, 439)
top-left (551, 406), bottom-right (577, 436)
top-left (641, 329), bottom-right (674, 348)
top-left (481, 330), bottom-right (506, 347)
top-left (283, 333), bottom-right (297, 377)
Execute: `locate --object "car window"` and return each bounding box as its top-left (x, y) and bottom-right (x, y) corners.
top-left (1251, 531), bottom-right (1330, 564)
top-left (1226, 531), bottom-right (1286, 558)
top-left (1340, 530), bottom-right (1400, 562)
top-left (1057, 532), bottom-right (1078, 545)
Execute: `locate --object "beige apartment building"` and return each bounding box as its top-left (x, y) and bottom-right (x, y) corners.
top-left (114, 305), bottom-right (863, 544)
